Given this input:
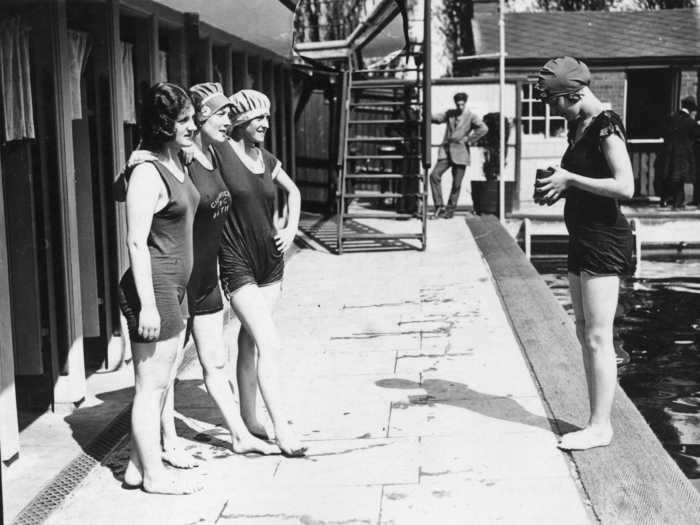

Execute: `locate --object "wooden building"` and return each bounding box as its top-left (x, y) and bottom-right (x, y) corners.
top-left (456, 4), bottom-right (700, 206)
top-left (0, 0), bottom-right (304, 466)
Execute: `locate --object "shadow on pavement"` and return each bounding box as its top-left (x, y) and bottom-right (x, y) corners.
top-left (375, 377), bottom-right (579, 435)
top-left (63, 379), bottom-right (236, 484)
top-left (299, 214), bottom-right (420, 254)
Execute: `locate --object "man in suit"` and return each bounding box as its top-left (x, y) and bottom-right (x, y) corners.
top-left (430, 92), bottom-right (488, 219)
top-left (659, 96), bottom-right (700, 209)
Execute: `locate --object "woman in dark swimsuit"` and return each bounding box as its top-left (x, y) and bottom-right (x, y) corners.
top-left (213, 89), bottom-right (306, 457)
top-left (158, 83), bottom-right (278, 459)
top-left (536, 57), bottom-right (635, 451)
top-left (118, 82), bottom-right (201, 494)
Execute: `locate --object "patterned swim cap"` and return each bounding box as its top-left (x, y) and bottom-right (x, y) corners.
top-left (189, 82), bottom-right (231, 124)
top-left (535, 57), bottom-right (590, 100)
top-left (229, 89), bottom-right (271, 128)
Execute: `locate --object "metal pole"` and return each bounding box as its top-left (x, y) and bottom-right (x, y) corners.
top-left (498, 0), bottom-right (506, 224)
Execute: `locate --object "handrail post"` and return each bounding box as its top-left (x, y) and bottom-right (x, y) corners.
top-left (630, 218), bottom-right (641, 277)
top-left (523, 218), bottom-right (531, 260)
top-left (422, 0), bottom-right (431, 250)
top-left (337, 68), bottom-right (351, 254)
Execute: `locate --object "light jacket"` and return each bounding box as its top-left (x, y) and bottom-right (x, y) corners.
top-left (432, 108), bottom-right (488, 166)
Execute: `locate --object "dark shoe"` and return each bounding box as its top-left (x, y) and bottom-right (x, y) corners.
top-left (430, 206), bottom-right (445, 220)
top-left (443, 209), bottom-right (454, 219)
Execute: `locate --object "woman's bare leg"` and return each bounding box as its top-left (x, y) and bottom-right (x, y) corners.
top-left (192, 311), bottom-right (278, 454)
top-left (159, 331), bottom-right (199, 468)
top-left (230, 283), bottom-right (306, 456)
top-left (559, 273), bottom-right (619, 451)
top-left (124, 332), bottom-right (201, 494)
top-left (568, 273), bottom-right (593, 404)
top-left (237, 326), bottom-right (267, 437)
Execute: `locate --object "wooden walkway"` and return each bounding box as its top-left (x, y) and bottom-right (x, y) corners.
top-left (467, 215), bottom-right (700, 525)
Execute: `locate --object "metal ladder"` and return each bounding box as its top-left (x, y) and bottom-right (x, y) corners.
top-left (336, 46), bottom-right (430, 254)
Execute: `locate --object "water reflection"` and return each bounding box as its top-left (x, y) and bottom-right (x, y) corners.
top-left (535, 257), bottom-right (700, 481)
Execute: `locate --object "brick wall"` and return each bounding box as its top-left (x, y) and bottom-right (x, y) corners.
top-left (680, 69), bottom-right (699, 101)
top-left (591, 71), bottom-right (626, 115)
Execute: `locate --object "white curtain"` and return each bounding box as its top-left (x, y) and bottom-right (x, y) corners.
top-left (158, 50), bottom-right (168, 82)
top-left (0, 17), bottom-right (35, 141)
top-left (120, 41), bottom-right (136, 124)
top-left (68, 30), bottom-right (91, 120)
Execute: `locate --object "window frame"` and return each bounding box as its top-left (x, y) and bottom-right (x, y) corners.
top-left (521, 83), bottom-right (568, 139)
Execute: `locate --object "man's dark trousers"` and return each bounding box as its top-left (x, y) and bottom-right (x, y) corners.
top-left (430, 157), bottom-right (466, 211)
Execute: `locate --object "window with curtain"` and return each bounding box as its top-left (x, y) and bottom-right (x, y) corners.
top-left (158, 50), bottom-right (168, 82)
top-left (0, 17), bottom-right (35, 141)
top-left (68, 30), bottom-right (91, 120)
top-left (121, 41), bottom-right (136, 124)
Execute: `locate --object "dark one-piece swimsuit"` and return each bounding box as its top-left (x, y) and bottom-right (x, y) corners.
top-left (186, 152), bottom-right (231, 315)
top-left (562, 110), bottom-right (635, 276)
top-left (212, 139), bottom-right (284, 298)
top-left (118, 159), bottom-right (200, 342)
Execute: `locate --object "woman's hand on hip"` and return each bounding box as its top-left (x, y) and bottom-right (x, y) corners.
top-left (274, 227), bottom-right (296, 254)
top-left (138, 305), bottom-right (160, 341)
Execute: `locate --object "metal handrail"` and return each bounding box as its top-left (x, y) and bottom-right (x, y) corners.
top-left (337, 65), bottom-right (352, 254)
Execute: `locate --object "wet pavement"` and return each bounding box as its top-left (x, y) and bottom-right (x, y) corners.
top-left (42, 217), bottom-right (593, 525)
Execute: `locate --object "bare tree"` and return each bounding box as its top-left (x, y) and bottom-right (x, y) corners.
top-left (294, 0), bottom-right (367, 43)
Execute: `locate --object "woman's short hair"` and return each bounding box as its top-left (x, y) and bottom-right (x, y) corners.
top-left (453, 92), bottom-right (468, 103)
top-left (140, 82), bottom-right (192, 150)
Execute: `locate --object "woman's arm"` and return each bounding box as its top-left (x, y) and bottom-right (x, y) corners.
top-left (540, 133), bottom-right (635, 202)
top-left (125, 163), bottom-right (168, 340)
top-left (273, 168), bottom-right (301, 253)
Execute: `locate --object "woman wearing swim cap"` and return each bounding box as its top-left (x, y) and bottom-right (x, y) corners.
top-left (212, 89), bottom-right (306, 457)
top-left (535, 57), bottom-right (635, 451)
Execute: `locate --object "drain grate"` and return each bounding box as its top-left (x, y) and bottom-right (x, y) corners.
top-left (11, 407), bottom-right (132, 525)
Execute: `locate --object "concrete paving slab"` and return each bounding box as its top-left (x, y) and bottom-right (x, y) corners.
top-left (387, 394), bottom-right (554, 438)
top-left (418, 433), bottom-right (572, 480)
top-left (273, 438), bottom-right (420, 487)
top-left (380, 475), bottom-right (592, 525)
top-left (217, 485), bottom-right (382, 524)
top-left (394, 354), bottom-right (540, 398)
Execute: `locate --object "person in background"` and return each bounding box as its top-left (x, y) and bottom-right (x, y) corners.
top-left (659, 96), bottom-right (700, 209)
top-left (429, 92), bottom-right (488, 219)
top-left (535, 57), bottom-right (635, 451)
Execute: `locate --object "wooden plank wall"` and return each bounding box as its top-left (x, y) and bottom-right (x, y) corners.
top-left (467, 215), bottom-right (700, 525)
top-left (295, 90), bottom-right (332, 208)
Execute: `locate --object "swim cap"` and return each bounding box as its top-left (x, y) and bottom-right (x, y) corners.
top-left (189, 82), bottom-right (231, 124)
top-left (229, 89), bottom-right (271, 128)
top-left (535, 57), bottom-right (590, 100)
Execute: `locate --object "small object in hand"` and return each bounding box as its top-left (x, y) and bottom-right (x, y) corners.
top-left (533, 167), bottom-right (555, 205)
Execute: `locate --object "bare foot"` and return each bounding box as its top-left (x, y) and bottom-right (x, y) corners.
top-left (162, 445), bottom-right (200, 469)
top-left (558, 425), bottom-right (613, 451)
top-left (142, 472), bottom-right (202, 495)
top-left (274, 424), bottom-right (308, 458)
top-left (123, 457), bottom-right (143, 487)
top-left (232, 433), bottom-right (280, 455)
